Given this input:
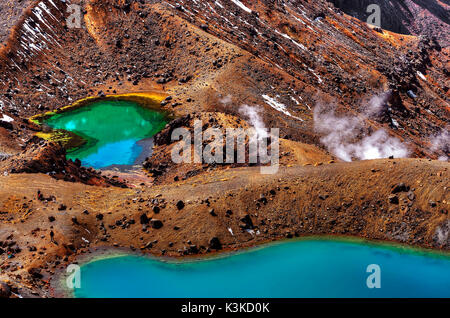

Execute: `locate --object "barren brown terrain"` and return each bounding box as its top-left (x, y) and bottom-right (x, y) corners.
top-left (0, 0), bottom-right (448, 298)
top-left (0, 159), bottom-right (449, 297)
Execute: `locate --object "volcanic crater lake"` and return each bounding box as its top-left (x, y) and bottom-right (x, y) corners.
top-left (43, 99), bottom-right (168, 169)
top-left (72, 239), bottom-right (450, 298)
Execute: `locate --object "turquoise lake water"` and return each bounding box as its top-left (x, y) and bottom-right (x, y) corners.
top-left (73, 240), bottom-right (450, 298)
top-left (44, 100), bottom-right (168, 169)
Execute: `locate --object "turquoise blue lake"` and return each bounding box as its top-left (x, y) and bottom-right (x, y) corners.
top-left (43, 100), bottom-right (168, 169)
top-left (74, 239), bottom-right (450, 298)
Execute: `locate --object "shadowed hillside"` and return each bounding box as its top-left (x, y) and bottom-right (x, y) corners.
top-left (328, 0), bottom-right (450, 46)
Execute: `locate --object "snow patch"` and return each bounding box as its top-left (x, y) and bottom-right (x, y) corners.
top-left (231, 0), bottom-right (252, 13)
top-left (308, 68), bottom-right (323, 83)
top-left (417, 71), bottom-right (427, 81)
top-left (275, 30), bottom-right (306, 51)
top-left (262, 95), bottom-right (304, 121)
top-left (1, 114), bottom-right (14, 122)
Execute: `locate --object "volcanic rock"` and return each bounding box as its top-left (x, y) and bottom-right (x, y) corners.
top-left (209, 237), bottom-right (222, 250)
top-left (388, 194), bottom-right (399, 204)
top-left (0, 282), bottom-right (11, 298)
top-left (150, 219), bottom-right (163, 229)
top-left (176, 200), bottom-right (185, 210)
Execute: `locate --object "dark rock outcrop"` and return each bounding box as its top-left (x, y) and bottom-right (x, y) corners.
top-left (209, 237), bottom-right (222, 250)
top-left (0, 282), bottom-right (11, 298)
top-left (2, 138), bottom-right (127, 188)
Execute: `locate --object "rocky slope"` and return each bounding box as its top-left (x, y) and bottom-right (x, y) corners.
top-left (328, 0), bottom-right (450, 47)
top-left (0, 159), bottom-right (449, 297)
top-left (0, 0), bottom-right (35, 44)
top-left (0, 137), bottom-right (128, 187)
top-left (0, 0), bottom-right (448, 160)
top-left (0, 0), bottom-right (448, 298)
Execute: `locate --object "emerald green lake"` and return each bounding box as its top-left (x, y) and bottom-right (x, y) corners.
top-left (43, 100), bottom-right (168, 169)
top-left (73, 240), bottom-right (450, 298)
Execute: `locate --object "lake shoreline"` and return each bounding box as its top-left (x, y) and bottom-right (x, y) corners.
top-left (38, 98), bottom-right (168, 169)
top-left (27, 93), bottom-right (172, 162)
top-left (51, 235), bottom-right (450, 298)
top-left (1, 159), bottom-right (448, 298)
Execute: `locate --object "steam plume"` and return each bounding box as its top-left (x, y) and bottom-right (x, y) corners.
top-left (430, 128), bottom-right (449, 161)
top-left (314, 96), bottom-right (410, 162)
top-left (239, 105), bottom-right (269, 140)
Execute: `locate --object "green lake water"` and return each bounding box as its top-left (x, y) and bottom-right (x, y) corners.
top-left (43, 100), bottom-right (168, 169)
top-left (73, 239), bottom-right (450, 298)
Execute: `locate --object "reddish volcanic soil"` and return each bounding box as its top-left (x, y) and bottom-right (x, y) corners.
top-left (0, 0), bottom-right (448, 298)
top-left (0, 0), bottom-right (448, 158)
top-left (0, 159), bottom-right (449, 297)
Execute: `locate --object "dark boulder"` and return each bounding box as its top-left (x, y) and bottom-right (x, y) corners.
top-left (150, 219), bottom-right (163, 229)
top-left (388, 194), bottom-right (399, 204)
top-left (0, 282), bottom-right (11, 298)
top-left (209, 237), bottom-right (222, 250)
top-left (0, 120), bottom-right (13, 130)
top-left (176, 200), bottom-right (185, 210)
top-left (140, 213), bottom-right (149, 224)
top-left (188, 245), bottom-right (199, 254)
top-left (28, 268), bottom-right (43, 279)
top-left (391, 183), bottom-right (409, 193)
top-left (239, 214), bottom-right (254, 229)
